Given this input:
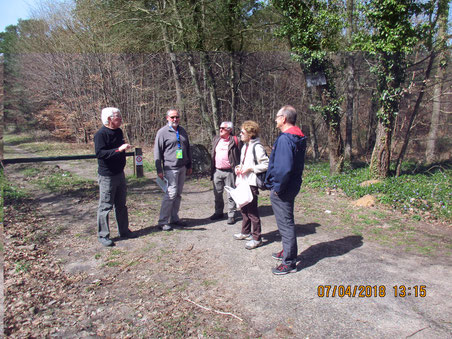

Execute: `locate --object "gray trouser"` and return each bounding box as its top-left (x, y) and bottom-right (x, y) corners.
top-left (158, 166), bottom-right (186, 225)
top-left (97, 172), bottom-right (129, 238)
top-left (213, 169), bottom-right (236, 217)
top-left (270, 190), bottom-right (297, 266)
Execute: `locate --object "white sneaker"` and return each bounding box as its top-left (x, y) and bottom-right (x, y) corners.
top-left (233, 233), bottom-right (252, 240)
top-left (161, 224), bottom-right (173, 231)
top-left (245, 239), bottom-right (262, 250)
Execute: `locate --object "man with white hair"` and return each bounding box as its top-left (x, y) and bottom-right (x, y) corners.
top-left (94, 107), bottom-right (135, 247)
top-left (210, 121), bottom-right (242, 224)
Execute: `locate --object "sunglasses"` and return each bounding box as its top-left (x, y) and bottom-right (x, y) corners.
top-left (169, 116), bottom-right (180, 120)
top-left (220, 127), bottom-right (229, 130)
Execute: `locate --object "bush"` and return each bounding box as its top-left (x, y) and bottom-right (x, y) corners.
top-left (303, 162), bottom-right (451, 220)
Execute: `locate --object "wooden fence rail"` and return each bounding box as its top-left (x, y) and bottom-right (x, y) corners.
top-left (2, 149), bottom-right (143, 178)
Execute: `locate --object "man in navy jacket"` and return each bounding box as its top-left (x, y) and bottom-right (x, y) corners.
top-left (265, 105), bottom-right (306, 275)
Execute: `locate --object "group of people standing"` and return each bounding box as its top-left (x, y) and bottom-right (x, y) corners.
top-left (94, 105), bottom-right (306, 275)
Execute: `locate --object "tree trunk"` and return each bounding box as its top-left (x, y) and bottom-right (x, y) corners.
top-left (327, 123), bottom-right (344, 174)
top-left (160, 19), bottom-right (187, 125)
top-left (308, 114), bottom-right (320, 161)
top-left (370, 51), bottom-right (404, 178)
top-left (395, 51), bottom-right (435, 176)
top-left (425, 74), bottom-right (442, 164)
top-left (425, 0), bottom-right (449, 164)
top-left (229, 52), bottom-right (239, 130)
top-left (171, 0), bottom-right (214, 137)
top-left (344, 0), bottom-right (355, 162)
top-left (365, 94), bottom-right (378, 156)
top-left (187, 53), bottom-right (213, 135)
top-left (317, 86), bottom-right (344, 174)
top-left (370, 116), bottom-right (392, 178)
top-left (344, 53), bottom-right (355, 162)
top-left (201, 51), bottom-right (220, 133)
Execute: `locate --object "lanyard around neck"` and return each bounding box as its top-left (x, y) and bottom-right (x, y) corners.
top-left (170, 125), bottom-right (181, 149)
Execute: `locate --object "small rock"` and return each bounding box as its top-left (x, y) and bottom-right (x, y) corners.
top-left (359, 180), bottom-right (382, 187)
top-left (352, 195), bottom-right (377, 207)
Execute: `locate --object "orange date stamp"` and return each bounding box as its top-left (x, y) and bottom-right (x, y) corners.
top-left (317, 285), bottom-right (427, 298)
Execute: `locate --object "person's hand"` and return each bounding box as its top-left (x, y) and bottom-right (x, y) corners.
top-left (158, 172), bottom-right (164, 180)
top-left (186, 168), bottom-right (193, 176)
top-left (118, 143), bottom-right (132, 152)
top-left (239, 167), bottom-right (252, 175)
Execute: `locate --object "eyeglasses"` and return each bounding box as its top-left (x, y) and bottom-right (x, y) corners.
top-left (276, 115), bottom-right (284, 119)
top-left (169, 116), bottom-right (180, 120)
top-left (220, 127), bottom-right (229, 130)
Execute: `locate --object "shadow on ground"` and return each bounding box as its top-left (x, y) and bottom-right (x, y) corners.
top-left (297, 235), bottom-right (364, 270)
top-left (262, 222), bottom-right (321, 247)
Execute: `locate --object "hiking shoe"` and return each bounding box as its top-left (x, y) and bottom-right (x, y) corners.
top-left (272, 263), bottom-right (297, 275)
top-left (227, 216), bottom-right (235, 225)
top-left (99, 237), bottom-right (114, 247)
top-left (245, 239), bottom-right (262, 250)
top-left (171, 220), bottom-right (187, 227)
top-left (233, 233), bottom-right (252, 240)
top-left (272, 250), bottom-right (284, 261)
top-left (120, 230), bottom-right (138, 239)
top-left (210, 213), bottom-right (225, 220)
top-left (161, 224), bottom-right (173, 231)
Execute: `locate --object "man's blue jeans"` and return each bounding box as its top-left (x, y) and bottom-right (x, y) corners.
top-left (270, 190), bottom-right (297, 267)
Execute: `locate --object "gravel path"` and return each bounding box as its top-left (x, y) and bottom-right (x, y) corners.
top-left (4, 154), bottom-right (452, 338)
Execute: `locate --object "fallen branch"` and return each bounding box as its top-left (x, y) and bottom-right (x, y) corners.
top-left (184, 298), bottom-right (243, 322)
top-left (406, 326), bottom-right (429, 338)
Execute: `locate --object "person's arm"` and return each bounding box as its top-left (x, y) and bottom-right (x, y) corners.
top-left (154, 131), bottom-right (164, 179)
top-left (185, 131), bottom-right (193, 176)
top-left (95, 130), bottom-right (129, 160)
top-left (252, 144), bottom-right (269, 174)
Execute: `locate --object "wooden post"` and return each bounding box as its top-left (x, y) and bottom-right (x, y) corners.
top-left (134, 148), bottom-right (144, 178)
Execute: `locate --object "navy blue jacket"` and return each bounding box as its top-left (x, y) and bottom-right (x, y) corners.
top-left (265, 126), bottom-right (306, 198)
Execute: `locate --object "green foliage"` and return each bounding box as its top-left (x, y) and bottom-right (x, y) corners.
top-left (273, 0), bottom-right (345, 173)
top-left (0, 25), bottom-right (19, 55)
top-left (273, 0), bottom-right (344, 71)
top-left (3, 133), bottom-right (36, 145)
top-left (0, 170), bottom-right (30, 204)
top-left (353, 0), bottom-right (428, 128)
top-left (143, 159), bottom-right (155, 172)
top-left (15, 260), bottom-right (31, 273)
top-left (303, 162), bottom-right (451, 220)
top-left (33, 171), bottom-right (92, 192)
top-left (354, 0), bottom-right (429, 54)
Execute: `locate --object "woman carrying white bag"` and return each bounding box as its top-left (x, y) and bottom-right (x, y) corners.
top-left (232, 121), bottom-right (269, 250)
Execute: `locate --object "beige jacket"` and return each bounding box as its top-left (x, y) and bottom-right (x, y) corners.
top-left (236, 138), bottom-right (269, 187)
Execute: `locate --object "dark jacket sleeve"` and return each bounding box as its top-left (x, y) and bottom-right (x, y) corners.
top-left (184, 128), bottom-right (192, 170)
top-left (210, 135), bottom-right (220, 179)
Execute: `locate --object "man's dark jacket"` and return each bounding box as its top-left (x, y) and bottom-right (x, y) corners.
top-left (94, 126), bottom-right (127, 176)
top-left (265, 126), bottom-right (306, 198)
top-left (210, 135), bottom-right (242, 179)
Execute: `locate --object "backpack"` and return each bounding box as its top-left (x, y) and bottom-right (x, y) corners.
top-left (233, 135), bottom-right (239, 147)
top-left (252, 143), bottom-right (268, 190)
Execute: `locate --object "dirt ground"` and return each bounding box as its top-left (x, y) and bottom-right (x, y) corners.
top-left (3, 156), bottom-right (452, 338)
